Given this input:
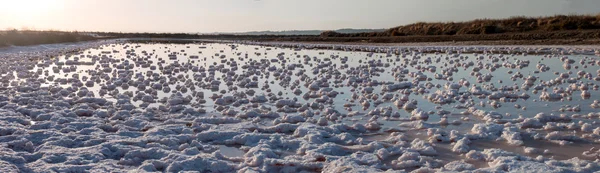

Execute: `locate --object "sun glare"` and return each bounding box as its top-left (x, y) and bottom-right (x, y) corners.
top-left (0, 0), bottom-right (63, 29)
top-left (1, 0), bottom-right (61, 16)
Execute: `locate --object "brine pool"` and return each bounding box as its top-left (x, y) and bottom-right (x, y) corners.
top-left (1, 41), bottom-right (600, 172)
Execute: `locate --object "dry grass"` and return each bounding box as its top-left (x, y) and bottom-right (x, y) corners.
top-left (322, 14), bottom-right (600, 37)
top-left (0, 29), bottom-right (97, 47)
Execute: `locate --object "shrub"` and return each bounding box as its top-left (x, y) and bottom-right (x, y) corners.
top-left (321, 14), bottom-right (600, 37)
top-left (0, 30), bottom-right (97, 47)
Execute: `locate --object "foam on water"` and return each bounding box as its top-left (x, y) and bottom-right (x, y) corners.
top-left (0, 40), bottom-right (599, 172)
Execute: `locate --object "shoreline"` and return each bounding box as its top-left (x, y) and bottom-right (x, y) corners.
top-left (2, 29), bottom-right (600, 50)
top-left (3, 37), bottom-right (600, 58)
top-left (261, 39), bottom-right (600, 48)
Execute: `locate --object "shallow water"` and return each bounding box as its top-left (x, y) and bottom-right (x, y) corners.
top-left (39, 43), bottom-right (600, 123)
top-left (38, 42), bottom-right (600, 151)
top-left (219, 145), bottom-right (245, 157)
top-left (3, 41), bottom-right (600, 172)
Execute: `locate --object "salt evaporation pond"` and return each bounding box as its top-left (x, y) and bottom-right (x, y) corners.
top-left (1, 40), bottom-right (600, 172)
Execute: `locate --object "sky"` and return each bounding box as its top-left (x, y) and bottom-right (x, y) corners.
top-left (0, 0), bottom-right (599, 33)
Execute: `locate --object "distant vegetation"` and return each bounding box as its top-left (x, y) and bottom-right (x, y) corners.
top-left (93, 32), bottom-right (318, 40)
top-left (0, 30), bottom-right (97, 47)
top-left (321, 15), bottom-right (600, 37)
top-left (2, 14), bottom-right (600, 47)
top-left (93, 32), bottom-right (202, 39)
top-left (206, 29), bottom-right (386, 36)
top-left (92, 29), bottom-right (385, 38)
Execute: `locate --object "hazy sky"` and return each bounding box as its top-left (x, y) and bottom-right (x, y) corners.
top-left (0, 0), bottom-right (599, 33)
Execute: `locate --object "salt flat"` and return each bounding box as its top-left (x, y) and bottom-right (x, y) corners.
top-left (0, 40), bottom-right (600, 172)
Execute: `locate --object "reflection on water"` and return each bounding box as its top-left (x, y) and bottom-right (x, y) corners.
top-left (30, 42), bottom-right (600, 162)
top-left (37, 43), bottom-right (600, 122)
top-left (219, 145), bottom-right (245, 157)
